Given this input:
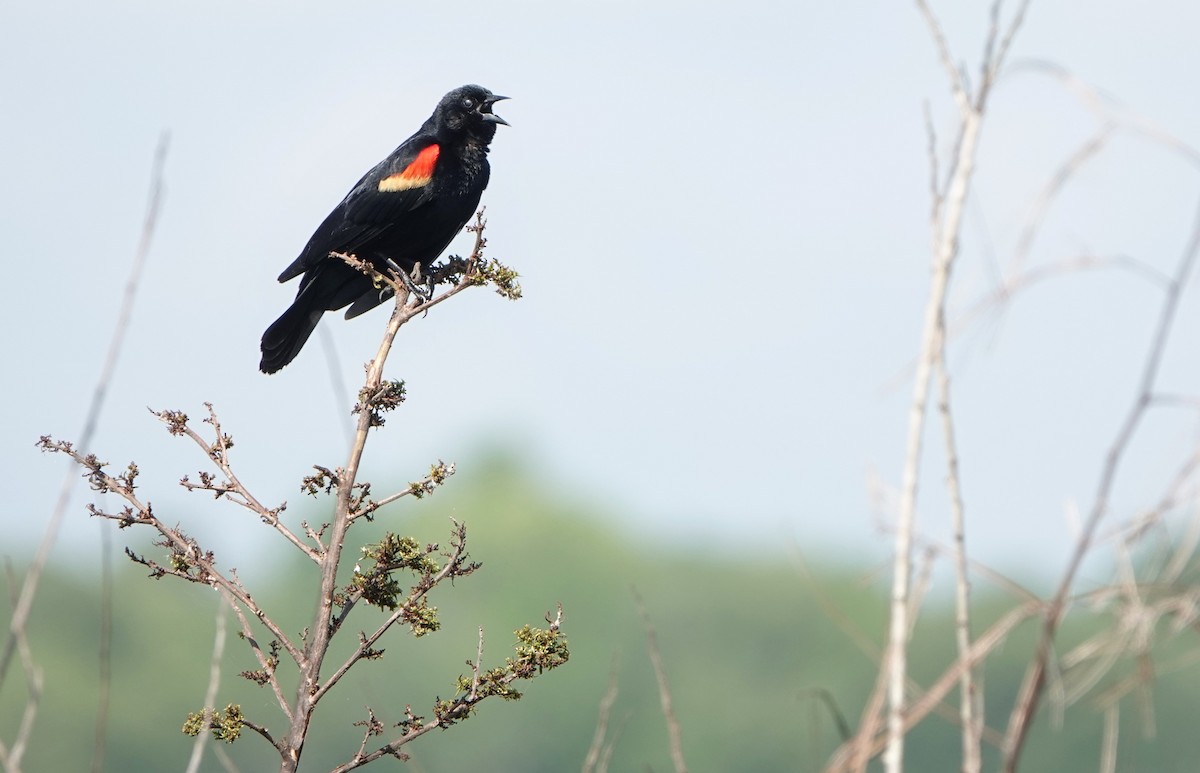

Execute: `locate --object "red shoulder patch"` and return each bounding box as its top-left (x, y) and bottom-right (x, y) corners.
top-left (378, 144), bottom-right (440, 192)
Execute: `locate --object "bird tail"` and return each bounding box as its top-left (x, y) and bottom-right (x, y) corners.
top-left (259, 295), bottom-right (324, 374)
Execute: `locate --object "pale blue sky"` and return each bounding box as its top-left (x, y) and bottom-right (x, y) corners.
top-left (5, 1), bottom-right (1200, 584)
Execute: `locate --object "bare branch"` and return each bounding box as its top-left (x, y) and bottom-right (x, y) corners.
top-left (37, 440), bottom-right (305, 669)
top-left (226, 596), bottom-right (292, 720)
top-left (349, 461), bottom-right (457, 523)
top-left (1006, 126), bottom-right (1115, 281)
top-left (169, 405), bottom-right (320, 562)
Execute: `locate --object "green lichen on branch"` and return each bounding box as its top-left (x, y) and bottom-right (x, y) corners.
top-left (510, 623), bottom-right (571, 677)
top-left (432, 617), bottom-right (569, 728)
top-left (454, 667), bottom-right (520, 701)
top-left (182, 704), bottom-right (245, 743)
top-left (347, 534), bottom-right (441, 611)
top-left (407, 460), bottom-right (455, 499)
top-left (401, 597), bottom-right (440, 636)
top-left (434, 254), bottom-right (522, 300)
top-left (472, 258), bottom-right (522, 300)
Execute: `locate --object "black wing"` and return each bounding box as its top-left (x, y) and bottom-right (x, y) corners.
top-left (276, 136), bottom-right (442, 283)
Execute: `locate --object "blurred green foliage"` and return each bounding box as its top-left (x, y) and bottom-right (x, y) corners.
top-left (4, 454), bottom-right (1200, 771)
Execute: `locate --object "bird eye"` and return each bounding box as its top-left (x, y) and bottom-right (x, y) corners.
top-left (462, 97), bottom-right (477, 110)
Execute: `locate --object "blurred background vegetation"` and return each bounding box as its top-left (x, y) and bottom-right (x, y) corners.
top-left (7, 2), bottom-right (1200, 770)
top-left (5, 452), bottom-right (1200, 771)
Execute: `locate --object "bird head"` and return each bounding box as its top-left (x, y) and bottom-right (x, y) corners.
top-left (433, 85), bottom-right (510, 141)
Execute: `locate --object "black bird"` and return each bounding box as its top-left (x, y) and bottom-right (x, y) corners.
top-left (259, 84), bottom-right (509, 374)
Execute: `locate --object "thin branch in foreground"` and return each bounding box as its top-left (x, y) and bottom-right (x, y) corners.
top-left (317, 323), bottom-right (356, 454)
top-left (0, 561), bottom-right (44, 773)
top-left (976, 0), bottom-right (1032, 106)
top-left (935, 328), bottom-right (981, 773)
top-left (873, 4), bottom-right (1031, 770)
top-left (914, 0), bottom-right (969, 110)
top-left (90, 525), bottom-right (114, 773)
top-left (825, 601), bottom-right (1045, 772)
top-left (186, 597), bottom-right (229, 773)
top-left (1, 132), bottom-right (168, 693)
top-left (1099, 704), bottom-right (1119, 773)
top-left (227, 594), bottom-right (291, 720)
top-left (1006, 125), bottom-right (1114, 281)
top-left (632, 589), bottom-right (687, 773)
top-left (1000, 194), bottom-right (1200, 772)
top-left (582, 657), bottom-right (621, 773)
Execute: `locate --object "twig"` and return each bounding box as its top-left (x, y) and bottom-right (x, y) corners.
top-left (284, 216), bottom-right (501, 769)
top-left (632, 589), bottom-right (687, 773)
top-left (795, 546), bottom-right (1007, 758)
top-left (0, 133), bottom-right (168, 692)
top-left (37, 446), bottom-right (306, 671)
top-left (1008, 59), bottom-right (1200, 172)
top-left (825, 601), bottom-right (1044, 772)
top-left (1006, 126), bottom-right (1114, 281)
top-left (882, 66), bottom-right (979, 773)
top-left (0, 562), bottom-right (45, 773)
top-left (935, 329), bottom-right (981, 773)
top-left (329, 606), bottom-right (566, 773)
top-left (172, 405), bottom-right (319, 562)
top-left (977, 0), bottom-right (1032, 107)
top-left (582, 658), bottom-right (621, 773)
top-left (875, 5), bottom-right (1032, 769)
top-left (226, 596), bottom-right (292, 720)
top-left (89, 525), bottom-right (113, 773)
top-left (212, 745), bottom-right (241, 773)
top-left (313, 525), bottom-right (473, 704)
top-left (1001, 195), bottom-right (1200, 770)
top-left (349, 462), bottom-right (456, 522)
top-left (317, 324), bottom-right (355, 453)
top-left (186, 597), bottom-right (229, 773)
top-left (1099, 704), bottom-right (1119, 773)
top-left (914, 0), bottom-right (969, 111)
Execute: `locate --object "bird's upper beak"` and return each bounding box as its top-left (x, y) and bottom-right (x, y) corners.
top-left (482, 94), bottom-right (510, 126)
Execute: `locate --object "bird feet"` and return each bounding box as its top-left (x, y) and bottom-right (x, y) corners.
top-left (385, 259), bottom-right (433, 303)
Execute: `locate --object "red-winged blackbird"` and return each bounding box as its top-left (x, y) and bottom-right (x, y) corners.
top-left (259, 84), bottom-right (509, 374)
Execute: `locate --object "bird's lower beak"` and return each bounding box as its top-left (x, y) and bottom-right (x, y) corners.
top-left (482, 95), bottom-right (510, 126)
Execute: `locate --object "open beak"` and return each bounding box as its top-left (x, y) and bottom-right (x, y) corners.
top-left (482, 94), bottom-right (510, 126)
